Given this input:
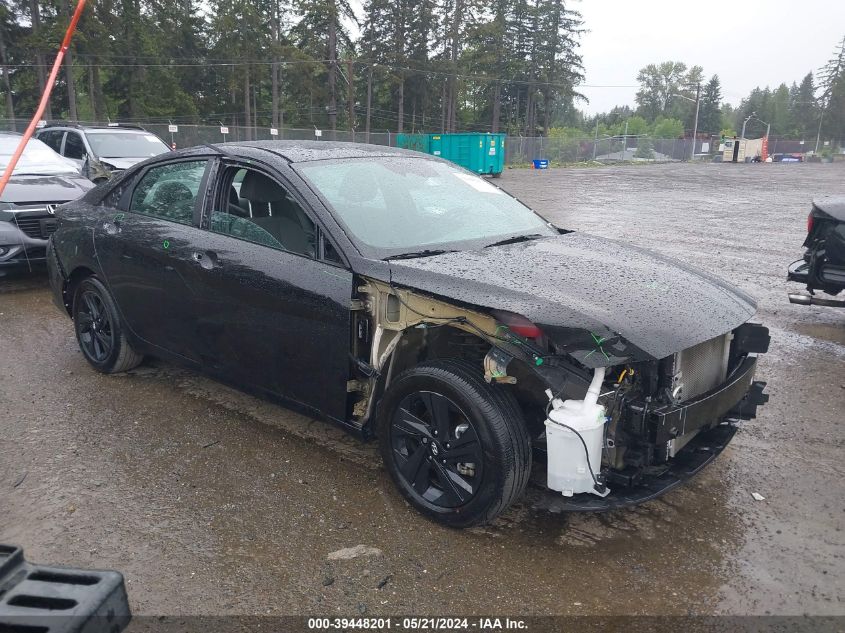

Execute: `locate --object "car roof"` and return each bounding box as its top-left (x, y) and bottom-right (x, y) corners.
top-left (218, 140), bottom-right (420, 163)
top-left (83, 128), bottom-right (157, 134)
top-left (40, 123), bottom-right (148, 132)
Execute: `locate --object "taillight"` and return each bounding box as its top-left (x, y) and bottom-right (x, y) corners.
top-left (491, 310), bottom-right (542, 339)
top-left (807, 212), bottom-right (814, 234)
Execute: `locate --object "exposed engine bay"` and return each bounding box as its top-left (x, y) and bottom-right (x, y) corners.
top-left (349, 276), bottom-right (770, 510)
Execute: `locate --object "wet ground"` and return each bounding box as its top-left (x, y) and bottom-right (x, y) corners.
top-left (1, 162), bottom-right (843, 616)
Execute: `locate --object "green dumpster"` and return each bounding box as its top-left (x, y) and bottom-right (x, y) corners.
top-left (396, 133), bottom-right (506, 177)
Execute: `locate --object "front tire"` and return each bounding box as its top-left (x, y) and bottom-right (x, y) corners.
top-left (377, 359), bottom-right (531, 527)
top-left (72, 276), bottom-right (143, 373)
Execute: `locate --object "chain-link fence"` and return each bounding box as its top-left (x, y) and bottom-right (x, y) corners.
top-left (0, 119), bottom-right (397, 150)
top-left (504, 136), bottom-right (709, 164)
top-left (140, 124), bottom-right (396, 149)
top-left (3, 118), bottom-right (808, 165)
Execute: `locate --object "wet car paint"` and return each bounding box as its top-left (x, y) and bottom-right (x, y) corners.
top-left (373, 233), bottom-right (756, 366)
top-left (0, 174), bottom-right (94, 204)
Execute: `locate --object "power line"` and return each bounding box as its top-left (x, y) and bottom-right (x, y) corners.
top-left (6, 56), bottom-right (637, 90)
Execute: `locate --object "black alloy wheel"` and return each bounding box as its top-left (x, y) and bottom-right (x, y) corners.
top-left (76, 290), bottom-right (114, 363)
top-left (390, 390), bottom-right (484, 509)
top-left (378, 359), bottom-right (531, 527)
top-left (72, 276), bottom-right (143, 373)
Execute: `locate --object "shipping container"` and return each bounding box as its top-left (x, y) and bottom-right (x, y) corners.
top-left (396, 133), bottom-right (506, 177)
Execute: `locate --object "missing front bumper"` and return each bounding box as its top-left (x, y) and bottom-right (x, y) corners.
top-left (539, 422), bottom-right (738, 512)
top-left (532, 354), bottom-right (768, 512)
top-left (647, 356), bottom-right (761, 444)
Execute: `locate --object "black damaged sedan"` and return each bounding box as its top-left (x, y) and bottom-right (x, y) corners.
top-left (47, 142), bottom-right (769, 526)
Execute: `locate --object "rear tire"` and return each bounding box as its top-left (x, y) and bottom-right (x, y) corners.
top-left (377, 359), bottom-right (531, 527)
top-left (72, 276), bottom-right (143, 373)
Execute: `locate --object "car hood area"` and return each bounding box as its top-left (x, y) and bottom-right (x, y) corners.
top-left (98, 157), bottom-right (146, 170)
top-left (0, 175), bottom-right (94, 204)
top-left (383, 233), bottom-right (757, 366)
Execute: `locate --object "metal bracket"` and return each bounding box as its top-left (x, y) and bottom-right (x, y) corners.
top-left (483, 347), bottom-right (516, 384)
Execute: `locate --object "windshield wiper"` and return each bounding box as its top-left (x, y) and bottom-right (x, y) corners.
top-left (384, 249), bottom-right (456, 261)
top-left (484, 233), bottom-right (544, 248)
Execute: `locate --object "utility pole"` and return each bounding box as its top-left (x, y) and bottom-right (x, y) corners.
top-left (365, 65), bottom-right (373, 143)
top-left (592, 119), bottom-right (598, 160)
top-left (690, 82), bottom-right (701, 161)
top-left (814, 110), bottom-right (825, 154)
top-left (279, 65), bottom-right (284, 138)
top-left (365, 24), bottom-right (374, 143)
top-left (741, 112), bottom-right (754, 140)
top-left (347, 59), bottom-right (355, 136)
top-left (327, 13), bottom-right (338, 135)
top-left (671, 88), bottom-right (702, 160)
top-left (621, 120), bottom-right (628, 159)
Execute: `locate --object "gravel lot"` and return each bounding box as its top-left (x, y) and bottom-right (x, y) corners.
top-left (1, 161), bottom-right (843, 617)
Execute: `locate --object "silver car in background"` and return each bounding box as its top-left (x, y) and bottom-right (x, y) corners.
top-left (0, 133), bottom-right (94, 274)
top-left (35, 124), bottom-right (171, 182)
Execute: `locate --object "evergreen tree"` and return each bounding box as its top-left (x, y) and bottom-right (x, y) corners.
top-left (698, 74), bottom-right (722, 134)
top-left (791, 73), bottom-right (817, 139)
top-left (818, 36), bottom-right (845, 144)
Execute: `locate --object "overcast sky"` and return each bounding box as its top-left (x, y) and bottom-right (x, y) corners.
top-left (577, 0), bottom-right (845, 113)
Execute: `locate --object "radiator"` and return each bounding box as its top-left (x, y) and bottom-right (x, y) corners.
top-left (671, 333), bottom-right (732, 402)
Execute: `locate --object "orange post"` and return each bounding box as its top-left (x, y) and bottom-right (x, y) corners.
top-left (0, 0), bottom-right (87, 198)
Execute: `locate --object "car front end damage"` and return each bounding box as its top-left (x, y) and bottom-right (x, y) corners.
top-left (0, 204), bottom-right (61, 270)
top-left (0, 174), bottom-right (94, 273)
top-left (349, 278), bottom-right (769, 511)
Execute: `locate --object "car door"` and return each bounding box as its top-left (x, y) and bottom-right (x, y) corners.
top-left (94, 157), bottom-right (215, 363)
top-left (185, 161), bottom-right (354, 422)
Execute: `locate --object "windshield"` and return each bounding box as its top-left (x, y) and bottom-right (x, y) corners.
top-left (297, 157), bottom-right (555, 256)
top-left (0, 137), bottom-right (80, 176)
top-left (86, 131), bottom-right (169, 158)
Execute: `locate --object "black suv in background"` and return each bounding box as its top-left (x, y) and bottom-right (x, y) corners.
top-left (35, 123), bottom-right (170, 182)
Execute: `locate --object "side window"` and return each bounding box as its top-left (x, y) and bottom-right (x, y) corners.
top-left (39, 130), bottom-right (64, 153)
top-left (129, 160), bottom-right (207, 225)
top-left (210, 167), bottom-right (316, 258)
top-left (99, 178), bottom-right (131, 209)
top-left (63, 132), bottom-right (86, 159)
top-left (322, 236), bottom-right (343, 265)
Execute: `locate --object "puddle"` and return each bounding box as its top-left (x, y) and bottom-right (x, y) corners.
top-left (791, 322), bottom-right (845, 346)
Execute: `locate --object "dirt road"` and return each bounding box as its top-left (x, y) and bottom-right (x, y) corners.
top-left (1, 161), bottom-right (842, 616)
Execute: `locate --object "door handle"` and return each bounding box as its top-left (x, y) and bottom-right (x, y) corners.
top-left (102, 220), bottom-right (121, 235)
top-left (102, 213), bottom-right (124, 235)
top-left (192, 250), bottom-right (220, 270)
